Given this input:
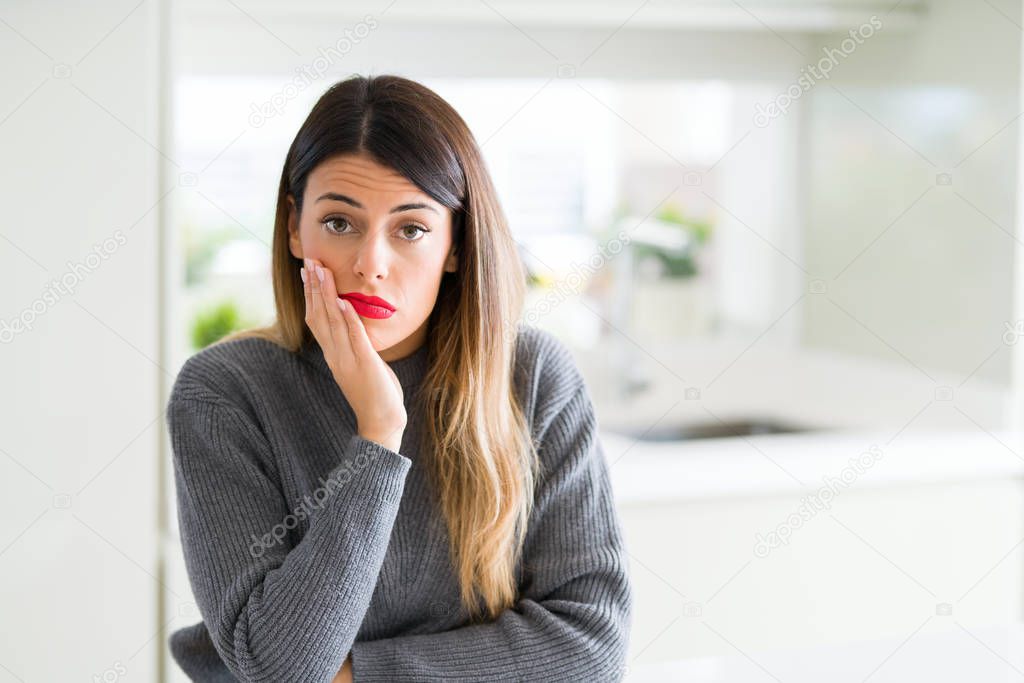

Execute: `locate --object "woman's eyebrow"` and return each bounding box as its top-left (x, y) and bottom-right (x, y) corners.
top-left (315, 192), bottom-right (438, 214)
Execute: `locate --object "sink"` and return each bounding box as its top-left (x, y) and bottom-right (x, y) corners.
top-left (612, 418), bottom-right (814, 442)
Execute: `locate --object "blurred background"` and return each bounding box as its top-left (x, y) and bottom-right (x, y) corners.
top-left (3, 0), bottom-right (1024, 680)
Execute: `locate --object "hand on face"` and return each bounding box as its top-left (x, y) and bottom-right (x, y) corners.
top-left (301, 257), bottom-right (407, 452)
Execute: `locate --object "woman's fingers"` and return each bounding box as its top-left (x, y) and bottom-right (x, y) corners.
top-left (306, 258), bottom-right (334, 342)
top-left (302, 260), bottom-right (321, 340)
top-left (318, 260), bottom-right (344, 330)
top-left (311, 259), bottom-right (377, 362)
top-left (336, 295), bottom-right (377, 359)
top-left (304, 257), bottom-right (339, 370)
top-left (301, 263), bottom-right (312, 316)
top-left (317, 261), bottom-right (356, 364)
top-left (303, 257), bottom-right (379, 369)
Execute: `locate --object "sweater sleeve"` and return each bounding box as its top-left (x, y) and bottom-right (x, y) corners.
top-left (167, 379), bottom-right (412, 683)
top-left (348, 383), bottom-right (634, 682)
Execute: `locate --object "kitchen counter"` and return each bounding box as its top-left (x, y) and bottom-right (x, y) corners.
top-left (603, 428), bottom-right (1024, 505)
top-left (564, 334), bottom-right (1017, 504)
top-left (578, 334), bottom-right (1008, 435)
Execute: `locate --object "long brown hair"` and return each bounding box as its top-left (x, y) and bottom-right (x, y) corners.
top-left (220, 74), bottom-right (537, 622)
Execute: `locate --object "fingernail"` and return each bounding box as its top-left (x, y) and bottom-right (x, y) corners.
top-left (304, 258), bottom-right (311, 270)
top-left (337, 297), bottom-right (347, 312)
top-left (315, 265), bottom-right (325, 282)
top-left (300, 267), bottom-right (307, 283)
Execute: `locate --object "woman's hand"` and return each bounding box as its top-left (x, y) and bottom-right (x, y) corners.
top-left (302, 257), bottom-right (407, 452)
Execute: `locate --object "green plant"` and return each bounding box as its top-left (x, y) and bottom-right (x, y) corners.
top-left (637, 203), bottom-right (714, 279)
top-left (655, 204), bottom-right (713, 245)
top-left (190, 299), bottom-right (256, 350)
top-left (633, 243), bottom-right (699, 278)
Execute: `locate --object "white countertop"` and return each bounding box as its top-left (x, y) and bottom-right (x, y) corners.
top-left (603, 428), bottom-right (1024, 504)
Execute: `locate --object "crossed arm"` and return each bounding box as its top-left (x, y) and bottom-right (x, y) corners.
top-left (345, 384), bottom-right (633, 681)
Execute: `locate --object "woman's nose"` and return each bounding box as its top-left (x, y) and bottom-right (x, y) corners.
top-left (353, 226), bottom-right (390, 280)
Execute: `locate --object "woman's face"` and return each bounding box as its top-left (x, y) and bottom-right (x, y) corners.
top-left (287, 152), bottom-right (458, 361)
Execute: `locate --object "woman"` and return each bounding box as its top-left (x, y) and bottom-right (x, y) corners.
top-left (166, 74), bottom-right (632, 682)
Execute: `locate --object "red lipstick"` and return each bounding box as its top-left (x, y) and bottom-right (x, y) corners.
top-left (339, 292), bottom-right (396, 319)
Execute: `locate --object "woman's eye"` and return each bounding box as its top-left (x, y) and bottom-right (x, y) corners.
top-left (321, 216), bottom-right (351, 234)
top-left (400, 224), bottom-right (429, 241)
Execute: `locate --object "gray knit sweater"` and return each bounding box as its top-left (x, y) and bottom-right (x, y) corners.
top-left (165, 323), bottom-right (632, 682)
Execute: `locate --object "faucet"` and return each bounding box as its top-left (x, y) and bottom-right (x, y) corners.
top-left (606, 215), bottom-right (694, 399)
top-left (607, 219), bottom-right (652, 399)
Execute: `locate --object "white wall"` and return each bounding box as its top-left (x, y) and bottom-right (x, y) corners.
top-left (0, 1), bottom-right (167, 681)
top-left (803, 0), bottom-right (1021, 389)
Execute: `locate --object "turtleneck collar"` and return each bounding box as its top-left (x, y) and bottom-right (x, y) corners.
top-left (299, 337), bottom-right (431, 390)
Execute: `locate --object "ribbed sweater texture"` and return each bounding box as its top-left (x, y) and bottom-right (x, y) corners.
top-left (165, 323), bottom-right (633, 682)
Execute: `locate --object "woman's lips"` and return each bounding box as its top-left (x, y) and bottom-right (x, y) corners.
top-left (339, 293), bottom-right (395, 320)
